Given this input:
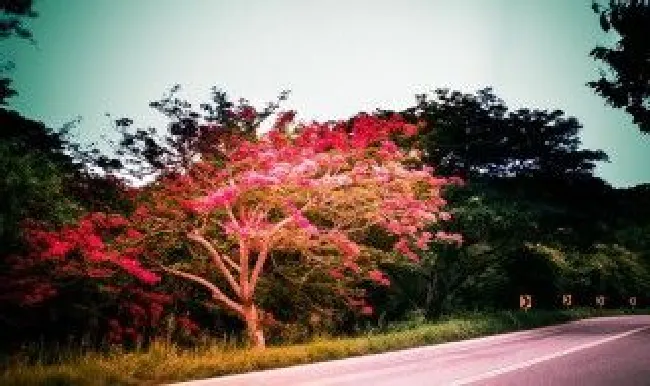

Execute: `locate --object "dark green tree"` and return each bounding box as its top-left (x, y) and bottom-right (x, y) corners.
top-left (371, 88), bottom-right (620, 317)
top-left (1, 0), bottom-right (37, 105)
top-left (589, 1), bottom-right (650, 134)
top-left (379, 182), bottom-right (567, 317)
top-left (406, 88), bottom-right (608, 180)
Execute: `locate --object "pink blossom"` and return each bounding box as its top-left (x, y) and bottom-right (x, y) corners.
top-left (372, 166), bottom-right (391, 182)
top-left (86, 267), bottom-right (113, 278)
top-left (292, 159), bottom-right (318, 175)
top-left (85, 234), bottom-right (105, 250)
top-left (385, 220), bottom-right (404, 235)
top-left (394, 238), bottom-right (420, 262)
top-left (241, 172), bottom-right (280, 187)
top-left (125, 228), bottom-right (144, 240)
top-left (394, 238), bottom-right (409, 254)
top-left (274, 110), bottom-right (296, 129)
top-left (435, 231), bottom-right (464, 245)
top-left (403, 124), bottom-right (418, 137)
top-left (46, 240), bottom-right (74, 258)
top-left (415, 232), bottom-right (433, 250)
top-left (329, 231), bottom-right (361, 258)
top-left (188, 186), bottom-right (239, 213)
top-left (380, 140), bottom-right (399, 153)
top-left (416, 210), bottom-right (437, 221)
top-left (268, 163), bottom-right (292, 178)
top-left (447, 176), bottom-right (465, 186)
top-left (368, 269), bottom-right (391, 286)
top-left (318, 174), bottom-right (352, 187)
top-left (115, 258), bottom-right (160, 285)
top-left (344, 259), bottom-right (361, 273)
top-left (288, 205), bottom-right (318, 235)
top-left (438, 212), bottom-right (452, 221)
top-left (86, 249), bottom-right (107, 262)
top-left (27, 113), bottom-right (463, 342)
top-left (360, 305), bottom-right (374, 315)
top-left (106, 214), bottom-right (129, 228)
top-left (223, 219), bottom-right (246, 237)
top-left (378, 140), bottom-right (402, 160)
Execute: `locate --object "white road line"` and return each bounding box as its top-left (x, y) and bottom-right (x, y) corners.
top-left (449, 325), bottom-right (650, 385)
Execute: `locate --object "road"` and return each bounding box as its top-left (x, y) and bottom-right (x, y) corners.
top-left (172, 315), bottom-right (650, 386)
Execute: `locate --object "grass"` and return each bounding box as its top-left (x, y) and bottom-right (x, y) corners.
top-left (1, 308), bottom-right (647, 386)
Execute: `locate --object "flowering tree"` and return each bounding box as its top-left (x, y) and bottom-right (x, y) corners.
top-left (119, 113), bottom-right (459, 347)
top-left (18, 113), bottom-right (460, 348)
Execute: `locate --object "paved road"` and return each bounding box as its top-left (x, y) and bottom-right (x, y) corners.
top-left (172, 315), bottom-right (650, 386)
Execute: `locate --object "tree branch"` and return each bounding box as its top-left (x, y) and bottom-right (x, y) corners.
top-left (187, 231), bottom-right (242, 298)
top-left (250, 199), bottom-right (315, 293)
top-left (249, 243), bottom-right (269, 293)
top-left (248, 213), bottom-right (294, 291)
top-left (239, 237), bottom-right (251, 301)
top-left (221, 253), bottom-right (241, 273)
top-left (159, 265), bottom-right (244, 315)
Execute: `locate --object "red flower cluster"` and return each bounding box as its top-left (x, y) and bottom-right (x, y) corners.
top-left (22, 212), bottom-right (160, 288)
top-left (274, 110), bottom-right (296, 130)
top-left (367, 269), bottom-right (391, 286)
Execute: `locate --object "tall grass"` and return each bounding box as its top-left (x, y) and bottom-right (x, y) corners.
top-left (1, 308), bottom-right (646, 386)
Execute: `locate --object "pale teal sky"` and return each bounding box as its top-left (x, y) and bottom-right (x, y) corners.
top-left (4, 0), bottom-right (649, 187)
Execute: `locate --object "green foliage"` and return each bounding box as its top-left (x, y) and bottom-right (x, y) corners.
top-left (0, 0), bottom-right (37, 41)
top-left (1, 0), bottom-right (38, 105)
top-left (568, 244), bottom-right (650, 301)
top-left (404, 88), bottom-right (607, 179)
top-left (378, 181), bottom-right (555, 317)
top-left (378, 173), bottom-right (650, 319)
top-left (0, 142), bottom-right (79, 248)
top-left (590, 1), bottom-right (650, 133)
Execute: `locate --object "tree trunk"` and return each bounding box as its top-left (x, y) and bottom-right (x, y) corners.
top-left (424, 271), bottom-right (442, 319)
top-left (243, 304), bottom-right (265, 349)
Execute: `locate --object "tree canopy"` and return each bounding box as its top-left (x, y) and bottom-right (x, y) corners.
top-left (589, 0), bottom-right (650, 134)
top-left (1, 0), bottom-right (37, 105)
top-left (105, 86), bottom-right (291, 179)
top-left (401, 88), bottom-right (608, 180)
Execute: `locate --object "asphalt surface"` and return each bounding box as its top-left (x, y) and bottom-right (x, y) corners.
top-left (172, 315), bottom-right (650, 386)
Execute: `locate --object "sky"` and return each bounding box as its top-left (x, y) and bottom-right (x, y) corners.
top-left (4, 0), bottom-right (650, 187)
